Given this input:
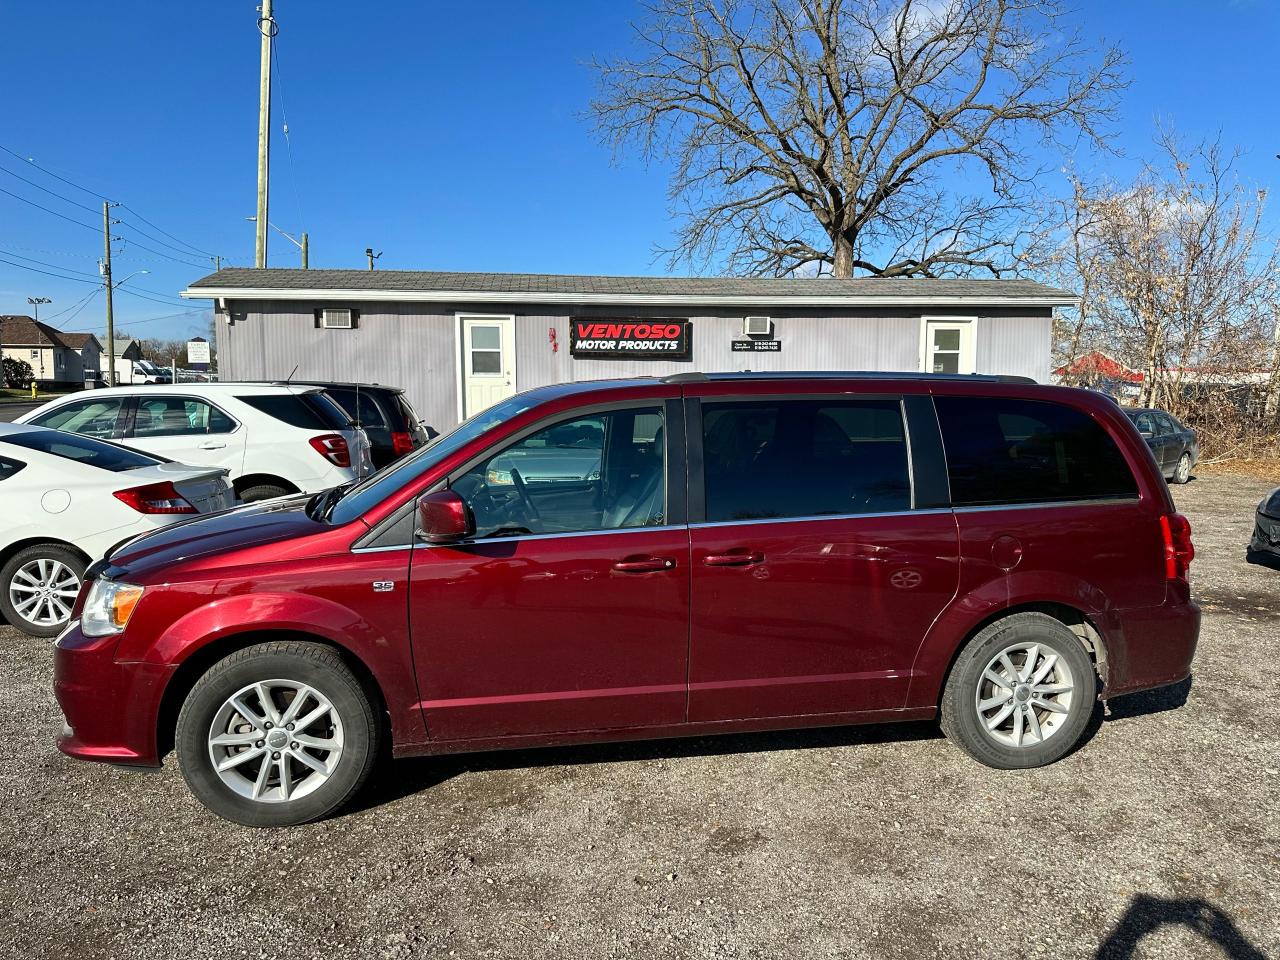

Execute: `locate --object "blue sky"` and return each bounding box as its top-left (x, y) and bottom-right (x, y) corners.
top-left (1, 0), bottom-right (1277, 342)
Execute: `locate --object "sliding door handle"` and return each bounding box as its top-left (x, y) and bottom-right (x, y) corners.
top-left (612, 556), bottom-right (677, 573)
top-left (702, 551), bottom-right (764, 567)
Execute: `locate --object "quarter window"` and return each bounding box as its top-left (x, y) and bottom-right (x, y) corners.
top-left (700, 398), bottom-right (911, 521)
top-left (450, 407), bottom-right (666, 538)
top-left (935, 397), bottom-right (1138, 506)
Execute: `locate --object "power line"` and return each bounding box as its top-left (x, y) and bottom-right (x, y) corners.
top-left (0, 253), bottom-right (189, 306)
top-left (272, 33), bottom-right (305, 233)
top-left (119, 204), bottom-right (218, 259)
top-left (0, 163), bottom-right (101, 216)
top-left (111, 236), bottom-right (209, 271)
top-left (0, 247), bottom-right (101, 279)
top-left (0, 185), bottom-right (103, 233)
top-left (0, 143), bottom-right (110, 202)
top-left (0, 254), bottom-right (101, 284)
top-left (50, 288), bottom-right (103, 329)
top-left (41, 288), bottom-right (102, 323)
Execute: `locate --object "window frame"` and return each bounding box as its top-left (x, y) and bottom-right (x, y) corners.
top-left (360, 398), bottom-right (687, 551)
top-left (919, 317), bottom-right (978, 375)
top-left (29, 395), bottom-right (129, 440)
top-left (685, 392), bottom-right (930, 526)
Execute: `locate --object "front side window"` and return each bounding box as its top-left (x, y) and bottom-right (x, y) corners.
top-left (29, 397), bottom-right (124, 439)
top-left (935, 397), bottom-right (1139, 506)
top-left (1154, 413), bottom-right (1177, 436)
top-left (450, 406), bottom-right (666, 538)
top-left (132, 397), bottom-right (234, 437)
top-left (700, 397), bottom-right (911, 522)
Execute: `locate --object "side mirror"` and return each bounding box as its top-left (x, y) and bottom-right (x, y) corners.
top-left (416, 489), bottom-right (474, 544)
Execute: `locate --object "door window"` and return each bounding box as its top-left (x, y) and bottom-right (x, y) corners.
top-left (131, 397), bottom-right (235, 437)
top-left (450, 406), bottom-right (666, 538)
top-left (29, 397), bottom-right (124, 439)
top-left (1133, 412), bottom-right (1156, 437)
top-left (700, 398), bottom-right (910, 521)
top-left (935, 397), bottom-right (1138, 506)
top-left (1154, 413), bottom-right (1177, 436)
top-left (469, 325), bottom-right (503, 375)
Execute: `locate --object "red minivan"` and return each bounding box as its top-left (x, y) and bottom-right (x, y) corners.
top-left (54, 373), bottom-right (1199, 826)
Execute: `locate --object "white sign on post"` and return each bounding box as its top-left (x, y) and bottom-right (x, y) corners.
top-left (186, 340), bottom-right (211, 364)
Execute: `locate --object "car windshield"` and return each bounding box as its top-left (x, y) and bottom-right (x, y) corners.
top-left (0, 428), bottom-right (162, 472)
top-left (326, 393), bottom-right (543, 525)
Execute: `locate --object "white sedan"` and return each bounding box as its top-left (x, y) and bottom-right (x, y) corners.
top-left (0, 423), bottom-right (234, 637)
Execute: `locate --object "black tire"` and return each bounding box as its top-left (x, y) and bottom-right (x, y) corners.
top-left (176, 641), bottom-right (381, 827)
top-left (940, 612), bottom-right (1097, 769)
top-left (1172, 453), bottom-right (1192, 484)
top-left (0, 543), bottom-right (86, 638)
top-left (239, 483), bottom-right (291, 503)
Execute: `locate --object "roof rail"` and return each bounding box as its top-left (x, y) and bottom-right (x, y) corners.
top-left (660, 372), bottom-right (711, 383)
top-left (663, 371), bottom-right (1036, 385)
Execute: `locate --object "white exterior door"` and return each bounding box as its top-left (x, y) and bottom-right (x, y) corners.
top-left (921, 318), bottom-right (976, 375)
top-left (459, 314), bottom-right (516, 417)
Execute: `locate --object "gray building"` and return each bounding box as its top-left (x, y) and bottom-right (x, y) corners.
top-left (182, 268), bottom-right (1076, 432)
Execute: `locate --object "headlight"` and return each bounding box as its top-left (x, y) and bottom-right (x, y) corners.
top-left (1262, 489), bottom-right (1280, 518)
top-left (81, 580), bottom-right (145, 638)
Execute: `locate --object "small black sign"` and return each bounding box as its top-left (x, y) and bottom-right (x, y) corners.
top-left (731, 339), bottom-right (781, 352)
top-left (570, 318), bottom-right (692, 360)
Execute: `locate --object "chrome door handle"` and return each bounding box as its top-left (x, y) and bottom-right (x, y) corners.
top-left (198, 441), bottom-right (226, 449)
top-left (702, 551), bottom-right (764, 567)
top-left (612, 556), bottom-right (676, 573)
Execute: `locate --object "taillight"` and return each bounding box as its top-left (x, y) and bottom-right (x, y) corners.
top-left (113, 481), bottom-right (198, 515)
top-left (1159, 513), bottom-right (1194, 580)
top-left (309, 433), bottom-right (351, 467)
top-left (391, 431), bottom-right (414, 456)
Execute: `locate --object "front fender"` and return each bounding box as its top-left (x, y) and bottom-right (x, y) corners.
top-left (116, 585), bottom-right (424, 746)
top-left (904, 568), bottom-right (1120, 708)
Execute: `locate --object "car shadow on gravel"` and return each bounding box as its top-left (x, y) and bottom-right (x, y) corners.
top-left (1094, 893), bottom-right (1268, 960)
top-left (1103, 676), bottom-right (1192, 723)
top-left (349, 720), bottom-right (946, 815)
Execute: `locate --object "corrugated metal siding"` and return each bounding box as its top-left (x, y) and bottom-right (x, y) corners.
top-left (215, 301), bottom-right (1053, 431)
top-left (975, 314), bottom-right (1052, 384)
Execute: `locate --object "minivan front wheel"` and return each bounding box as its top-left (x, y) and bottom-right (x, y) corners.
top-left (940, 613), bottom-right (1096, 769)
top-left (176, 641), bottom-right (380, 826)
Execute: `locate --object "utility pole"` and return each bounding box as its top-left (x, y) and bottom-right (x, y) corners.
top-left (301, 232), bottom-right (308, 270)
top-left (366, 248), bottom-right (381, 271)
top-left (214, 255), bottom-right (223, 271)
top-left (254, 0), bottom-right (274, 268)
top-left (103, 201), bottom-right (117, 386)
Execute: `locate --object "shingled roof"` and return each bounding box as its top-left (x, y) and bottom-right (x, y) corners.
top-left (0, 315), bottom-right (67, 348)
top-left (183, 268), bottom-right (1076, 307)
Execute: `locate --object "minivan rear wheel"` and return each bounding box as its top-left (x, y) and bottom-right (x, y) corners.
top-left (176, 641), bottom-right (380, 826)
top-left (940, 613), bottom-right (1096, 769)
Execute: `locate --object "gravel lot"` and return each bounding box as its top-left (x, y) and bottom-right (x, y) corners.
top-left (1, 472), bottom-right (1277, 960)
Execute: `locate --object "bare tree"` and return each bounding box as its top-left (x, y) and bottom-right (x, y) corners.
top-left (589, 0), bottom-right (1125, 277)
top-left (1059, 132), bottom-right (1277, 412)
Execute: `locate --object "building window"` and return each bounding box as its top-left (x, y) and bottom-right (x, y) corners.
top-left (922, 319), bottom-right (976, 375)
top-left (469, 325), bottom-right (503, 374)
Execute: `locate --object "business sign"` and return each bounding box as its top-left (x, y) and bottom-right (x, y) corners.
top-left (186, 340), bottom-right (211, 364)
top-left (731, 339), bottom-right (781, 352)
top-left (570, 318), bottom-right (692, 360)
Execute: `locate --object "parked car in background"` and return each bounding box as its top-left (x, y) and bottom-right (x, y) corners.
top-left (1248, 487), bottom-right (1280, 566)
top-left (16, 383), bottom-right (371, 502)
top-left (0, 423), bottom-right (233, 637)
top-left (53, 373), bottom-right (1199, 826)
top-left (1123, 408), bottom-right (1198, 483)
top-left (284, 382), bottom-right (435, 469)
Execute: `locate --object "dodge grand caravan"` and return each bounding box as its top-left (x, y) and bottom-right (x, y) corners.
top-left (54, 373), bottom-right (1200, 826)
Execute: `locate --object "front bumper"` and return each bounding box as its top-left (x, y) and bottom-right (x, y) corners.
top-left (53, 623), bottom-right (174, 767)
top-left (1249, 510), bottom-right (1280, 559)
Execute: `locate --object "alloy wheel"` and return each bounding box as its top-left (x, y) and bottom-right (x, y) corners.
top-left (974, 642), bottom-right (1075, 748)
top-left (9, 558), bottom-right (80, 628)
top-left (207, 679), bottom-right (345, 804)
top-left (1176, 454), bottom-right (1191, 483)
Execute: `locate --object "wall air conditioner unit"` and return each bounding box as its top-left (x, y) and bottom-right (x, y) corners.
top-left (319, 308), bottom-right (354, 329)
top-left (744, 315), bottom-right (773, 337)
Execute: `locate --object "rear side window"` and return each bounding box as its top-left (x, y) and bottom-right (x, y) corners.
top-left (237, 393), bottom-right (351, 431)
top-left (935, 397), bottom-right (1138, 506)
top-left (329, 389), bottom-right (389, 436)
top-left (1, 429), bottom-right (160, 472)
top-left (131, 397), bottom-right (235, 437)
top-left (701, 398), bottom-right (910, 521)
